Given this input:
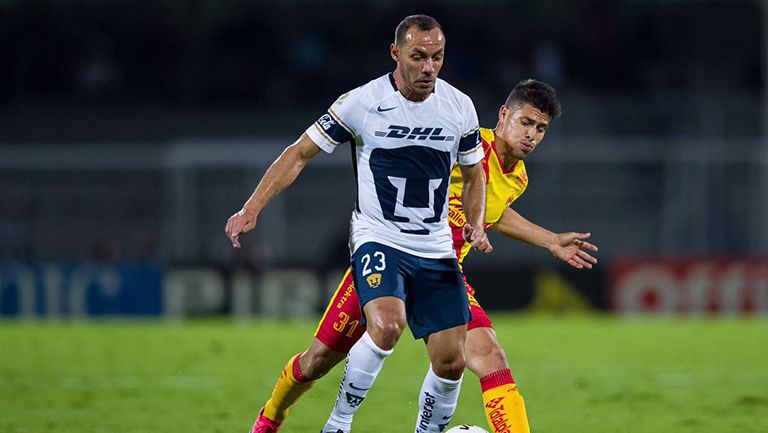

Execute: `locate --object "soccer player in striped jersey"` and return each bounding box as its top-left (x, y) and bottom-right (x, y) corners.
top-left (248, 79), bottom-right (598, 433)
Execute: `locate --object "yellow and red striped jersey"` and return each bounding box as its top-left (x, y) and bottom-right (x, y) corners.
top-left (448, 127), bottom-right (529, 265)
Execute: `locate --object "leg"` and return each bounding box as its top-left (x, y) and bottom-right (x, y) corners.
top-left (425, 324), bottom-right (467, 380)
top-left (465, 326), bottom-right (509, 377)
top-left (465, 293), bottom-right (530, 433)
top-left (464, 294), bottom-right (508, 378)
top-left (298, 338), bottom-right (348, 380)
top-left (413, 325), bottom-right (467, 433)
top-left (410, 257), bottom-right (471, 433)
top-left (260, 339), bottom-right (347, 427)
top-left (323, 243), bottom-right (410, 433)
top-left (322, 297), bottom-right (405, 432)
top-left (251, 268), bottom-right (363, 433)
top-left (363, 296), bottom-right (408, 350)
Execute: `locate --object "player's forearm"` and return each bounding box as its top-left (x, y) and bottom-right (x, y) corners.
top-left (460, 164), bottom-right (486, 227)
top-left (492, 208), bottom-right (557, 251)
top-left (242, 136), bottom-right (318, 216)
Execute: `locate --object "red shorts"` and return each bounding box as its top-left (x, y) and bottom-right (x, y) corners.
top-left (314, 267), bottom-right (493, 353)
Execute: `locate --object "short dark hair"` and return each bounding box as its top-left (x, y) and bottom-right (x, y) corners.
top-left (505, 79), bottom-right (562, 118)
top-left (394, 15), bottom-right (443, 46)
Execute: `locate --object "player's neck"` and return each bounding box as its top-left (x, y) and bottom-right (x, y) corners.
top-left (493, 135), bottom-right (519, 171)
top-left (392, 69), bottom-right (430, 102)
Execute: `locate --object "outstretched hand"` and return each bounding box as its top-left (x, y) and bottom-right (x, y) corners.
top-left (463, 224), bottom-right (493, 254)
top-left (551, 232), bottom-right (598, 269)
top-left (225, 209), bottom-right (258, 248)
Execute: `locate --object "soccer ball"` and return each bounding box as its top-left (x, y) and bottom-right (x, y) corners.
top-left (445, 426), bottom-right (489, 433)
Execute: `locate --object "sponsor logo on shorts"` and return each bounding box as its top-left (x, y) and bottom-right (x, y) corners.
top-left (467, 293), bottom-right (481, 308)
top-left (335, 284), bottom-right (355, 309)
top-left (366, 273), bottom-right (381, 288)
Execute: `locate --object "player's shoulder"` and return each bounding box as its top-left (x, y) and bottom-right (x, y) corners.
top-left (333, 74), bottom-right (397, 108)
top-left (435, 78), bottom-right (475, 107)
top-left (479, 127), bottom-right (495, 143)
top-left (353, 74), bottom-right (399, 99)
top-left (435, 79), bottom-right (477, 127)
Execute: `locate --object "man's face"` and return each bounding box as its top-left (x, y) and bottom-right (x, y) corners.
top-left (391, 27), bottom-right (445, 100)
top-left (495, 102), bottom-right (551, 160)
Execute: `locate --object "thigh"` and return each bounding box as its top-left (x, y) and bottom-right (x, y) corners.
top-left (464, 277), bottom-right (493, 331)
top-left (406, 257), bottom-right (470, 339)
top-left (314, 267), bottom-right (366, 353)
top-left (351, 242), bottom-right (408, 308)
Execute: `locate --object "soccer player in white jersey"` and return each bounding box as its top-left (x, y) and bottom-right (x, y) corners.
top-left (226, 14), bottom-right (491, 433)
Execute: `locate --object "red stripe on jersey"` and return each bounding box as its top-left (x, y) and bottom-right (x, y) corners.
top-left (452, 225), bottom-right (466, 260)
top-left (489, 138), bottom-right (519, 175)
top-left (481, 137), bottom-right (492, 182)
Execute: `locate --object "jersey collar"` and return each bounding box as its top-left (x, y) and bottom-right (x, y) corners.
top-left (490, 135), bottom-right (519, 174)
top-left (388, 72), bottom-right (398, 91)
top-left (388, 72), bottom-right (437, 95)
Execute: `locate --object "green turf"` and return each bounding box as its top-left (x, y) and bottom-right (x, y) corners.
top-left (1, 315), bottom-right (767, 433)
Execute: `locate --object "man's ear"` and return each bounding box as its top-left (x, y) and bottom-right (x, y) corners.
top-left (390, 43), bottom-right (399, 62)
top-left (498, 104), bottom-right (509, 120)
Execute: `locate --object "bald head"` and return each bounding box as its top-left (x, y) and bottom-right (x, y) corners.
top-left (394, 14), bottom-right (444, 47)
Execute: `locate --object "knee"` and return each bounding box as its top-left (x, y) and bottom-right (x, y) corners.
top-left (431, 353), bottom-right (466, 380)
top-left (368, 320), bottom-right (405, 351)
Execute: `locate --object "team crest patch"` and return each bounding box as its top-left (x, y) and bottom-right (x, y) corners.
top-left (366, 273), bottom-right (382, 288)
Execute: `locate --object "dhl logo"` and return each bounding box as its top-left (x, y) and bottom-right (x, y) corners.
top-left (374, 125), bottom-right (453, 141)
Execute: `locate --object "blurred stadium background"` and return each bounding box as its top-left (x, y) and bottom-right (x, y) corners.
top-left (1, 1), bottom-right (767, 432)
top-left (1, 0), bottom-right (766, 317)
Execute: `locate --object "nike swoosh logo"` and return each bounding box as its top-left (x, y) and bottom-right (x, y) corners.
top-left (377, 105), bottom-right (397, 112)
top-left (349, 382), bottom-right (370, 391)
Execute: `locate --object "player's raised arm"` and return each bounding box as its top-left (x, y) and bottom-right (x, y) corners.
top-left (225, 133), bottom-right (322, 248)
top-left (491, 207), bottom-right (598, 269)
top-left (459, 162), bottom-right (492, 253)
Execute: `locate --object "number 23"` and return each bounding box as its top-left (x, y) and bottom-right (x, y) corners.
top-left (361, 251), bottom-right (386, 276)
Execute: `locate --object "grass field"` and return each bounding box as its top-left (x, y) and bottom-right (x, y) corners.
top-left (1, 314), bottom-right (767, 433)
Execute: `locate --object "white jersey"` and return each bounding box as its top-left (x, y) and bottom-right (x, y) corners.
top-left (306, 73), bottom-right (483, 259)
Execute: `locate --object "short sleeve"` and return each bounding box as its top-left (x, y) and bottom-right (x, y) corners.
top-left (305, 88), bottom-right (364, 153)
top-left (457, 95), bottom-right (483, 165)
